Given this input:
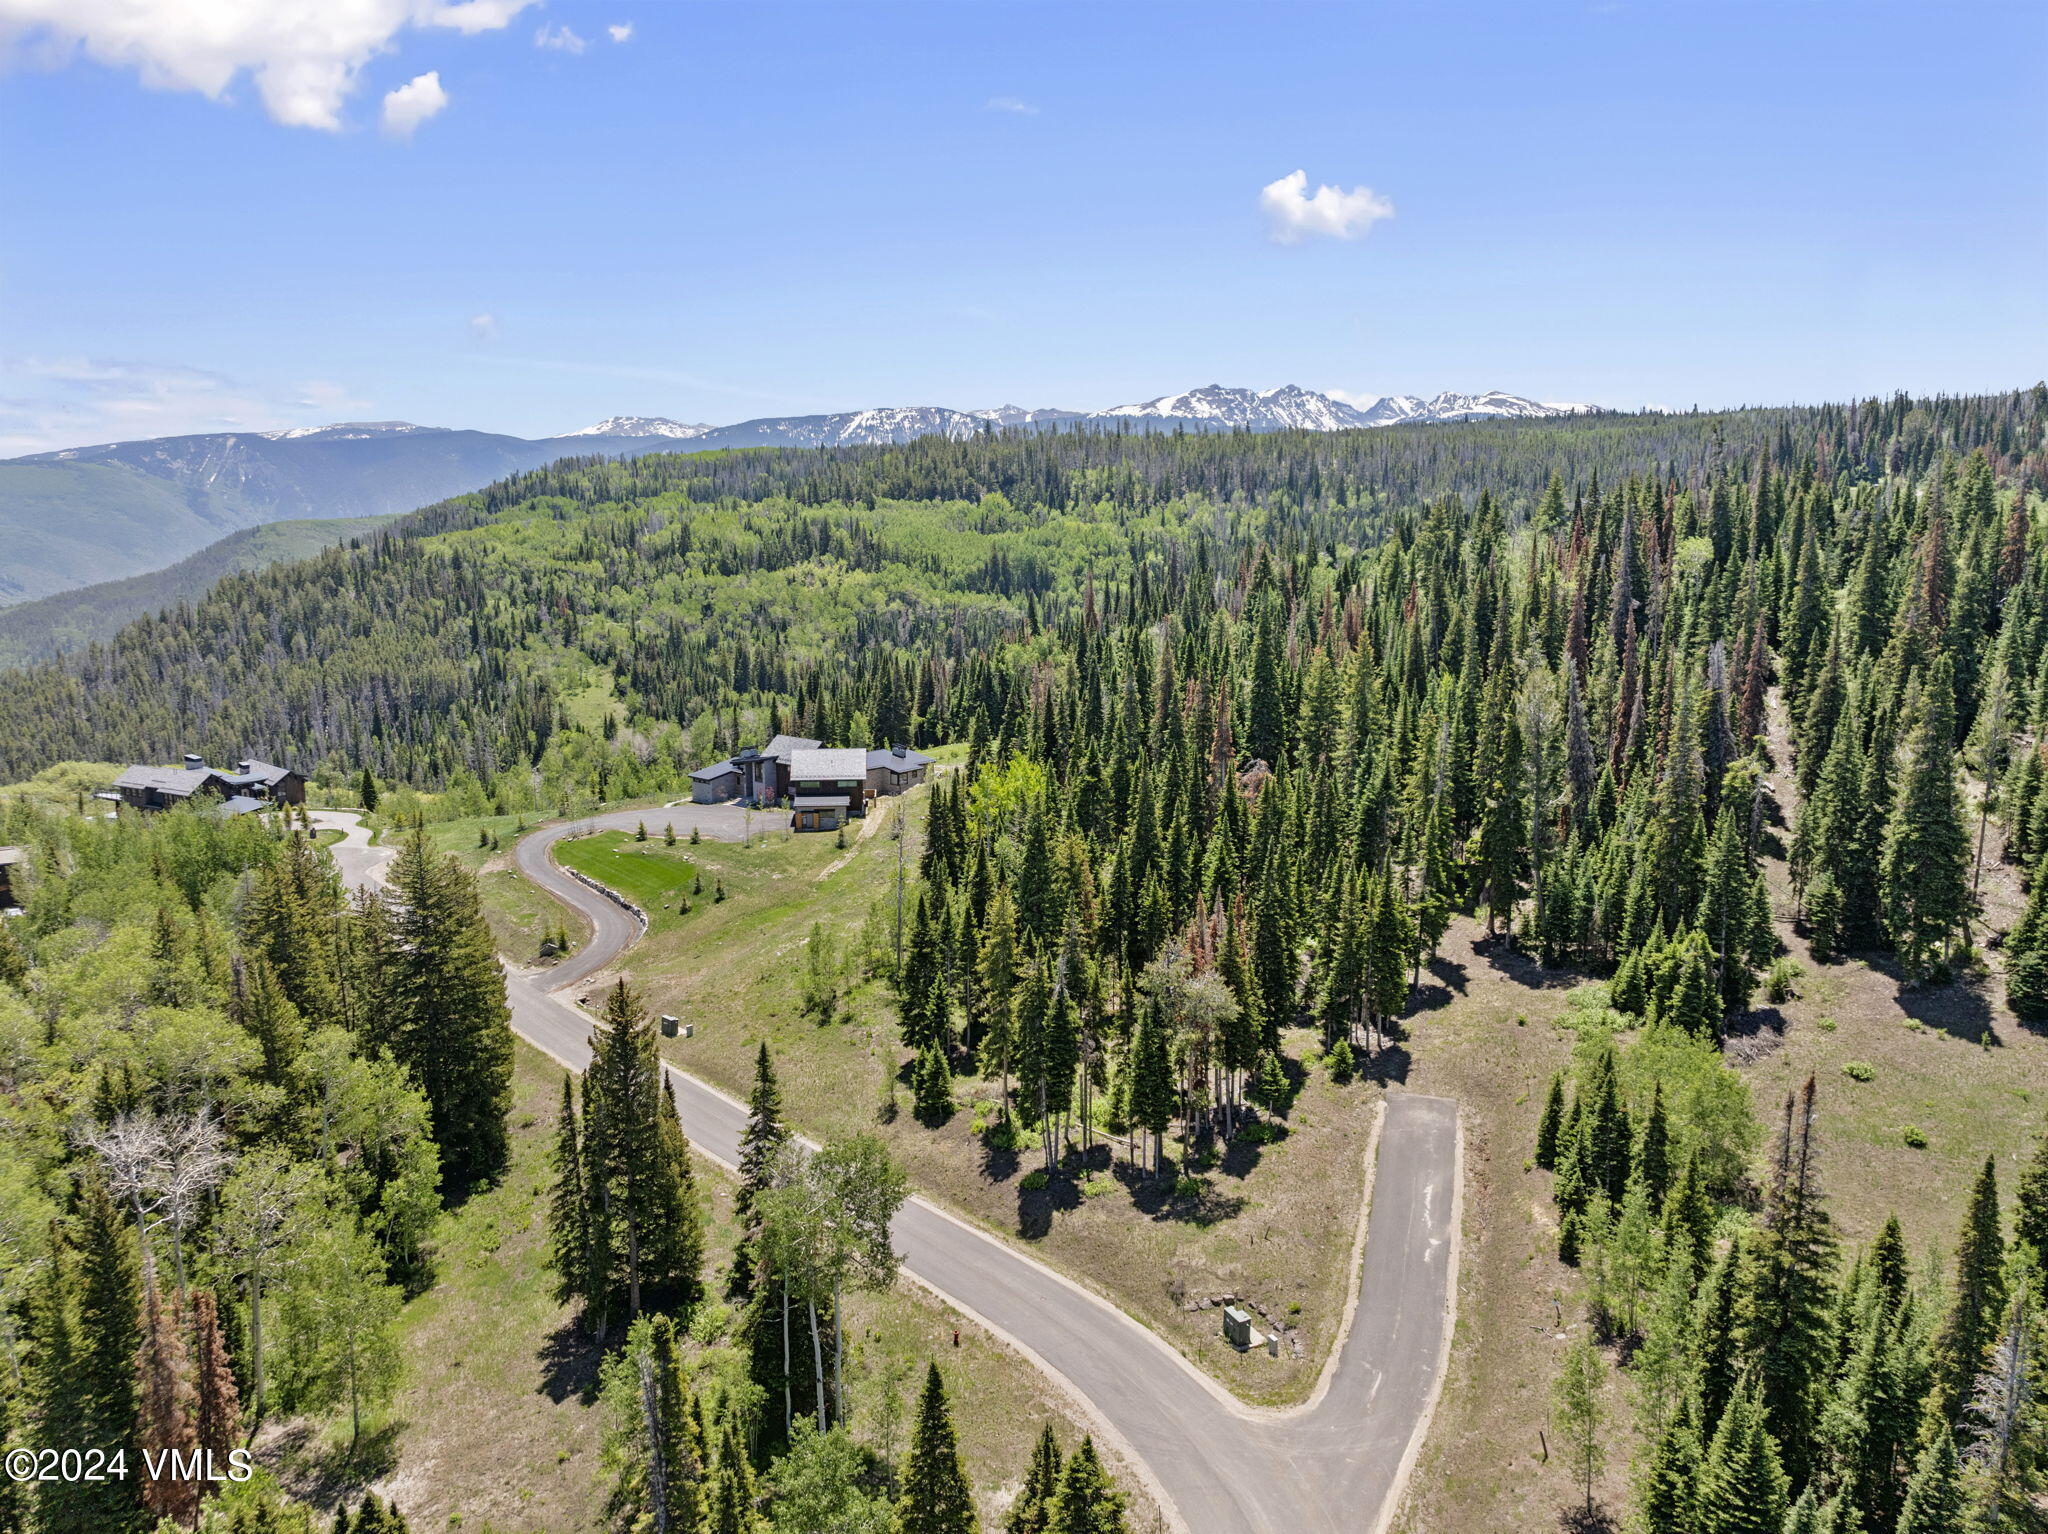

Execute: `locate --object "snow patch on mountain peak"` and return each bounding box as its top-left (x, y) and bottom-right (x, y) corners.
top-left (564, 416), bottom-right (715, 440)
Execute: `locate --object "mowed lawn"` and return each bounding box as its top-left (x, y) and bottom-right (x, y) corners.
top-left (553, 830), bottom-right (702, 931)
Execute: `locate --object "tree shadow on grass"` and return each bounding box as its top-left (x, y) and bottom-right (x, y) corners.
top-left (1858, 953), bottom-right (1999, 1043)
top-left (1557, 1503), bottom-right (1619, 1534)
top-left (266, 1418), bottom-right (405, 1510)
top-left (1014, 1169), bottom-right (1081, 1240)
top-left (1473, 934), bottom-right (1581, 990)
top-left (978, 1131), bottom-right (1021, 1185)
top-left (1362, 1041), bottom-right (1411, 1085)
top-left (1723, 1005), bottom-right (1790, 1066)
top-left (538, 1316), bottom-right (605, 1404)
top-left (1118, 1164), bottom-right (1249, 1228)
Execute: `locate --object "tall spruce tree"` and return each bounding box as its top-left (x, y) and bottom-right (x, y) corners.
top-left (377, 828), bottom-right (513, 1189)
top-left (897, 1364), bottom-right (977, 1534)
top-left (1880, 656), bottom-right (1973, 979)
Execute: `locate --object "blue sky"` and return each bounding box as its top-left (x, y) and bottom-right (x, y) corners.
top-left (3, 0), bottom-right (2043, 452)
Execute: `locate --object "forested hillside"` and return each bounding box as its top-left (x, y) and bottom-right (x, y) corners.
top-left (4, 386), bottom-right (2048, 1530)
top-left (0, 515), bottom-right (400, 668)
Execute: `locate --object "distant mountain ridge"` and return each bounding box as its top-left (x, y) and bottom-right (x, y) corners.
top-left (561, 384), bottom-right (1591, 446)
top-left (3, 383), bottom-right (1601, 606)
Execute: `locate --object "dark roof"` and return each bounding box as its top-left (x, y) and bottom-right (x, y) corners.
top-left (217, 795), bottom-right (266, 816)
top-left (866, 746), bottom-right (934, 770)
top-left (791, 795), bottom-right (848, 809)
top-left (689, 758), bottom-right (739, 781)
top-left (219, 759), bottom-right (296, 789)
top-left (113, 766), bottom-right (217, 796)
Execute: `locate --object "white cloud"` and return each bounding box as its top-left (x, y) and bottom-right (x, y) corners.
top-left (534, 22), bottom-right (584, 52)
top-left (985, 95), bottom-right (1038, 115)
top-left (469, 311), bottom-right (499, 341)
top-left (380, 69), bottom-right (446, 135)
top-left (0, 357), bottom-right (372, 457)
top-left (608, 22), bottom-right (633, 42)
top-left (0, 0), bottom-right (530, 130)
top-left (1258, 169), bottom-right (1395, 244)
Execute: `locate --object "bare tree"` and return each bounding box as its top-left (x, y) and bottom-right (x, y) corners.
top-left (79, 1108), bottom-right (232, 1298)
top-left (1968, 1284), bottom-right (2040, 1532)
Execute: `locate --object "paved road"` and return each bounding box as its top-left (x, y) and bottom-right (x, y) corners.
top-left (319, 808), bottom-right (1462, 1534)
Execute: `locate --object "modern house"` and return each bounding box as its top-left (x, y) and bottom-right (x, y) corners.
top-left (688, 737), bottom-right (936, 828)
top-left (0, 847), bottom-right (21, 909)
top-left (109, 754), bottom-right (306, 813)
top-left (865, 744), bottom-right (934, 796)
top-left (688, 758), bottom-right (742, 803)
top-left (786, 748), bottom-right (869, 832)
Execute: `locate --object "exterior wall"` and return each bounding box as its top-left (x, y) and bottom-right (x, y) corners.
top-left (866, 765), bottom-right (928, 795)
top-left (691, 772), bottom-right (739, 804)
top-left (791, 805), bottom-right (846, 832)
top-left (271, 773), bottom-right (307, 806)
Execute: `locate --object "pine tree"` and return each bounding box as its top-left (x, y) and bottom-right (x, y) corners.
top-left (899, 887), bottom-right (952, 1054)
top-left (135, 1284), bottom-right (200, 1526)
top-left (1894, 1431), bottom-right (1967, 1534)
top-left (2007, 866), bottom-right (2048, 1020)
top-left (376, 828), bottom-right (513, 1189)
top-left (897, 1364), bottom-right (977, 1534)
top-left (1880, 656), bottom-right (1973, 979)
top-left (190, 1288), bottom-right (241, 1474)
top-left (709, 1420), bottom-right (763, 1534)
top-left (1005, 1426), bottom-right (1062, 1534)
top-left (1044, 1438), bottom-right (1127, 1534)
top-left (1129, 1004), bottom-right (1174, 1180)
top-left (36, 1175), bottom-right (145, 1534)
top-left (1534, 1074), bottom-right (1566, 1169)
top-left (548, 1075), bottom-right (597, 1317)
top-left (913, 1039), bottom-right (954, 1125)
top-left (1694, 1390), bottom-right (1790, 1534)
top-left (2017, 1126), bottom-right (2048, 1271)
top-left (1633, 1396), bottom-right (1701, 1534)
top-left (1925, 1155), bottom-right (2005, 1435)
top-left (1738, 1078), bottom-right (1837, 1488)
top-left (584, 980), bottom-right (702, 1318)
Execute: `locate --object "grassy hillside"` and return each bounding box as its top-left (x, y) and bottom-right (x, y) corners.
top-left (0, 460), bottom-right (266, 603)
top-left (0, 513), bottom-right (400, 665)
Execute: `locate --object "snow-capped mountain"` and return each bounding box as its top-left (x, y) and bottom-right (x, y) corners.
top-left (970, 404), bottom-right (1084, 428)
top-left (564, 415), bottom-right (715, 440)
top-left (257, 421), bottom-right (448, 442)
top-left (1101, 383), bottom-right (1372, 432)
top-left (1098, 384), bottom-right (1596, 431)
top-left (1406, 390), bottom-right (1597, 422)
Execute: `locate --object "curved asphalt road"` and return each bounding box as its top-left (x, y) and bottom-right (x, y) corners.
top-left (316, 807), bottom-right (1462, 1534)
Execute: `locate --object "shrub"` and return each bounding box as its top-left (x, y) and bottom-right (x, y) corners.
top-left (1816, 1016), bottom-right (1836, 1032)
top-left (1019, 1170), bottom-right (1049, 1191)
top-left (1842, 1061), bottom-right (1875, 1082)
top-left (1766, 958), bottom-right (1803, 1004)
top-left (1173, 1176), bottom-right (1203, 1199)
top-left (1902, 1125), bottom-right (1928, 1148)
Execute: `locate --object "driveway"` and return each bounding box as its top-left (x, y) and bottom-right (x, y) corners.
top-left (320, 808), bottom-right (1462, 1534)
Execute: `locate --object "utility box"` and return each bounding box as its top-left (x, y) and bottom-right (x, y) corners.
top-left (660, 1014), bottom-right (681, 1038)
top-left (682, 1023), bottom-right (695, 1039)
top-left (1223, 1306), bottom-right (1254, 1349)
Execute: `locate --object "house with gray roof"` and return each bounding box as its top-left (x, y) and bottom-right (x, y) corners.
top-left (111, 753), bottom-right (305, 813)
